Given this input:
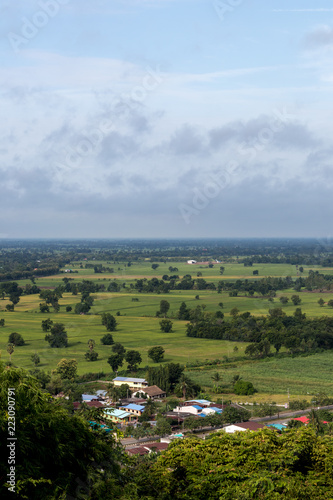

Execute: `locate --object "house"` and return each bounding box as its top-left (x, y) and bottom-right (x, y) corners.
top-left (187, 260), bottom-right (197, 264)
top-left (82, 394), bottom-right (100, 402)
top-left (73, 400), bottom-right (105, 410)
top-left (126, 442), bottom-right (169, 456)
top-left (224, 421), bottom-right (266, 433)
top-left (113, 377), bottom-right (148, 391)
top-left (137, 385), bottom-right (166, 400)
top-left (184, 399), bottom-right (211, 408)
top-left (126, 446), bottom-right (149, 456)
top-left (103, 408), bottom-right (132, 425)
top-left (119, 397), bottom-right (147, 406)
top-left (266, 423), bottom-right (287, 431)
top-left (174, 405), bottom-right (203, 415)
top-left (202, 407), bottom-right (223, 416)
top-left (95, 390), bottom-right (108, 399)
top-left (119, 403), bottom-right (146, 417)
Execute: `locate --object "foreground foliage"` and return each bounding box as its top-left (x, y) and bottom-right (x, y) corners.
top-left (133, 428), bottom-right (333, 499)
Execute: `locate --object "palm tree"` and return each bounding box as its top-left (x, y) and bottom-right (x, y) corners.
top-left (88, 339), bottom-right (95, 353)
top-left (7, 343), bottom-right (14, 362)
top-left (308, 409), bottom-right (323, 435)
top-left (211, 372), bottom-right (221, 383)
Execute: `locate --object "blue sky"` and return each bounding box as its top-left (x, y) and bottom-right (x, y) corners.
top-left (1, 0), bottom-right (333, 238)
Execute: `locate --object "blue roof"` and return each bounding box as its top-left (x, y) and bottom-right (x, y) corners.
top-left (209, 407), bottom-right (223, 413)
top-left (122, 404), bottom-right (145, 411)
top-left (266, 424), bottom-right (287, 431)
top-left (82, 394), bottom-right (98, 401)
top-left (113, 377), bottom-right (147, 383)
top-left (192, 405), bottom-right (203, 411)
top-left (186, 399), bottom-right (211, 405)
top-left (198, 413), bottom-right (207, 417)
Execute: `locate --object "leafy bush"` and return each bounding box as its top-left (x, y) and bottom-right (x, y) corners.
top-left (233, 380), bottom-right (257, 396)
top-left (8, 332), bottom-right (25, 346)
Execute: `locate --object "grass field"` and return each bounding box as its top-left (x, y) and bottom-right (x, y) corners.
top-left (1, 260), bottom-right (333, 401)
top-left (188, 351), bottom-right (333, 403)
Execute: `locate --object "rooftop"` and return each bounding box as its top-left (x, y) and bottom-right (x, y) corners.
top-left (113, 377), bottom-right (147, 383)
top-left (121, 404), bottom-right (146, 411)
top-left (104, 408), bottom-right (130, 419)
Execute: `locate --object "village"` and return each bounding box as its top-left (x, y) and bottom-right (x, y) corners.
top-left (69, 375), bottom-right (323, 457)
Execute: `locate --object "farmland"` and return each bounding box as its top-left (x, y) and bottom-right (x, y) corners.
top-left (1, 242), bottom-right (333, 403)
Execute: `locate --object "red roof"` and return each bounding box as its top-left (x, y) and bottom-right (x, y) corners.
top-left (144, 442), bottom-right (169, 452)
top-left (294, 416), bottom-right (328, 424)
top-left (127, 447), bottom-right (149, 456)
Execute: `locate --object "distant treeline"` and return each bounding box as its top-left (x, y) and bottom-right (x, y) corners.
top-left (0, 266), bottom-right (60, 282)
top-left (185, 306), bottom-right (333, 356)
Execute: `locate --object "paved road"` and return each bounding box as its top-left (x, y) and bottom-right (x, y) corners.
top-left (251, 404), bottom-right (333, 423)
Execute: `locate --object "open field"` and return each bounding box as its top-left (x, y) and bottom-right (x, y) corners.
top-left (2, 260), bottom-right (333, 401)
top-left (188, 351), bottom-right (333, 402)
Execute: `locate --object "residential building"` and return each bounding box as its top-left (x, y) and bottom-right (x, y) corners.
top-left (113, 376), bottom-right (148, 391)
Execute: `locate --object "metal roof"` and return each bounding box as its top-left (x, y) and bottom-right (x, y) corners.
top-left (186, 399), bottom-right (211, 405)
top-left (113, 377), bottom-right (147, 383)
top-left (104, 408), bottom-right (130, 419)
top-left (121, 404), bottom-right (145, 411)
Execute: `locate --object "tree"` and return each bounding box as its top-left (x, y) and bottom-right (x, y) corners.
top-left (0, 365), bottom-right (128, 499)
top-left (159, 300), bottom-right (170, 317)
top-left (7, 343), bottom-right (14, 362)
top-left (66, 306), bottom-right (72, 312)
top-left (230, 307), bottom-right (239, 318)
top-left (328, 299), bottom-right (333, 308)
top-left (211, 372), bottom-right (221, 382)
top-left (318, 298), bottom-right (325, 307)
top-left (101, 313), bottom-right (117, 331)
top-left (125, 350), bottom-right (142, 371)
top-left (160, 319), bottom-right (173, 333)
top-left (148, 346), bottom-right (165, 363)
top-left (151, 264), bottom-right (159, 270)
top-left (45, 323), bottom-right (68, 348)
top-left (39, 303), bottom-right (50, 313)
top-left (177, 302), bottom-right (190, 320)
top-left (85, 350), bottom-right (99, 361)
top-left (41, 318), bottom-right (53, 332)
top-left (220, 267), bottom-right (225, 275)
top-left (0, 319), bottom-right (5, 327)
top-left (8, 332), bottom-right (25, 346)
top-left (233, 380), bottom-right (257, 395)
top-left (74, 302), bottom-right (90, 314)
top-left (155, 417), bottom-right (172, 437)
top-left (101, 333), bottom-right (114, 345)
top-left (5, 304), bottom-right (14, 312)
top-left (291, 294), bottom-right (302, 306)
top-left (107, 353), bottom-right (124, 372)
top-left (88, 339), bottom-right (95, 353)
top-left (112, 343), bottom-right (126, 356)
top-left (31, 353), bottom-right (40, 366)
top-left (175, 374), bottom-right (200, 400)
top-left (55, 358), bottom-right (77, 379)
top-left (218, 302), bottom-right (224, 308)
top-left (279, 296), bottom-right (289, 305)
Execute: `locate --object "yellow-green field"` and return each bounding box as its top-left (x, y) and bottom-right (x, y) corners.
top-left (1, 261), bottom-right (333, 401)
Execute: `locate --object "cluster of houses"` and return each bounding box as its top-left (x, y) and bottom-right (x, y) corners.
top-left (72, 376), bottom-right (327, 457)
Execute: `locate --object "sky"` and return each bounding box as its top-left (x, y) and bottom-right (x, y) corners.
top-left (1, 0), bottom-right (333, 239)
